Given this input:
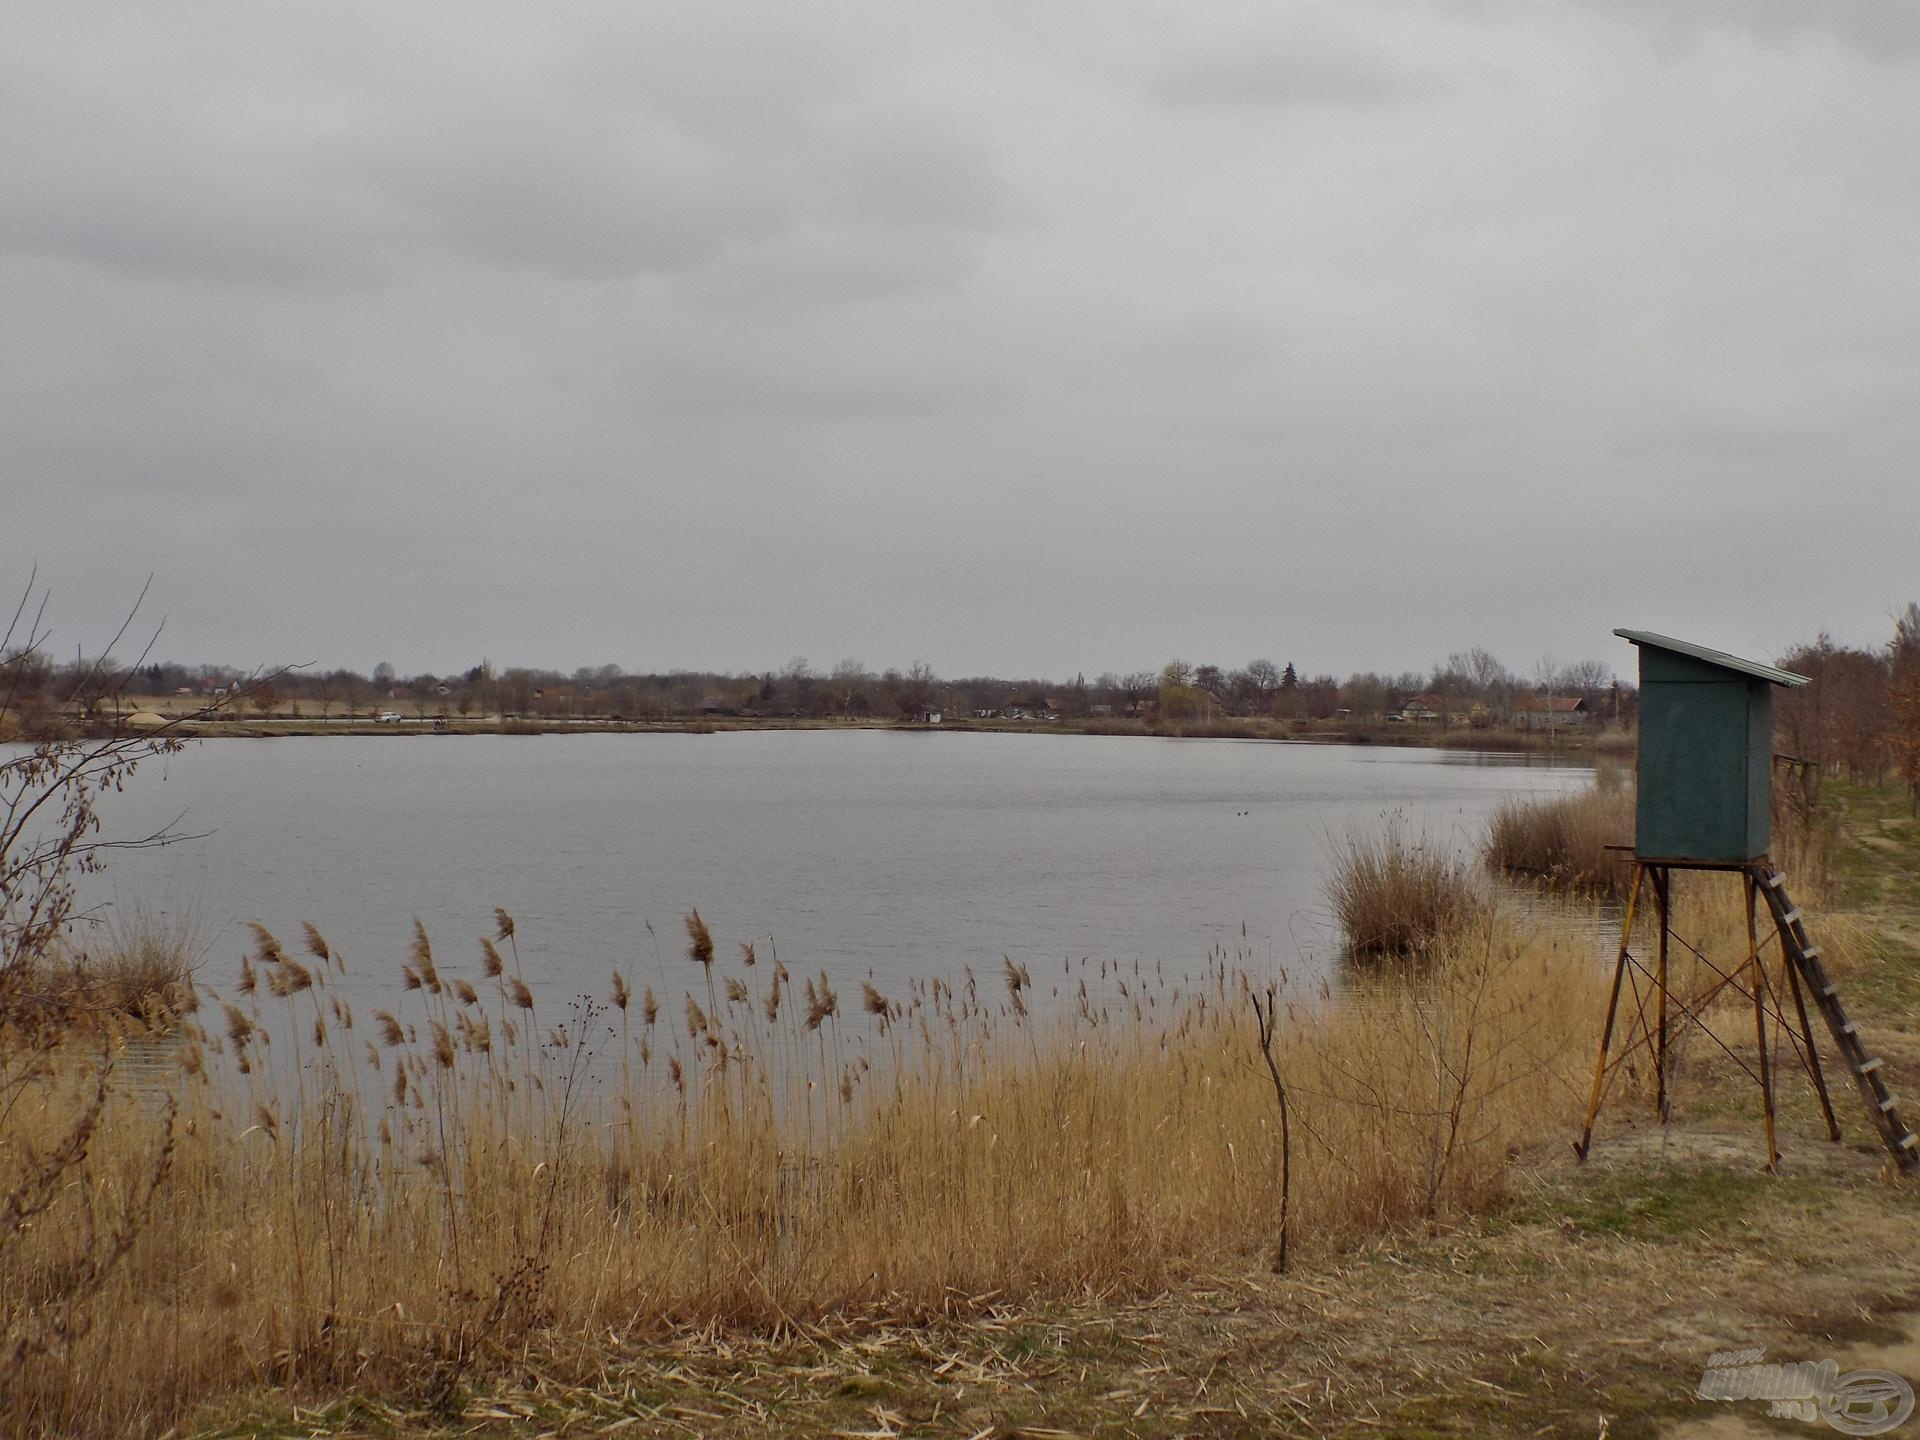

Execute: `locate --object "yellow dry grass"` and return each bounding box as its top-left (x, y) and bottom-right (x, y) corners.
top-left (0, 896), bottom-right (1626, 1438)
top-left (1484, 767), bottom-right (1635, 896)
top-left (1325, 821), bottom-right (1487, 958)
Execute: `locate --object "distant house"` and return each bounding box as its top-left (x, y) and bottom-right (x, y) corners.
top-left (1004, 695), bottom-right (1060, 721)
top-left (1400, 693), bottom-right (1446, 724)
top-left (921, 709), bottom-right (943, 725)
top-left (1515, 695), bottom-right (1590, 730)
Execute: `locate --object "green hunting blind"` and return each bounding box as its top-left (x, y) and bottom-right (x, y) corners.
top-left (1614, 628), bottom-right (1805, 865)
top-left (1575, 629), bottom-right (1917, 1171)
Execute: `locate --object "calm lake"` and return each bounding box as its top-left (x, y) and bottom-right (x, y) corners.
top-left (76, 731), bottom-right (1590, 1020)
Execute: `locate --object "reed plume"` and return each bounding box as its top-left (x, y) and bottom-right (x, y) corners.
top-left (409, 918), bottom-right (441, 994)
top-left (220, 1002), bottom-right (252, 1049)
top-left (805, 971), bottom-right (838, 1031)
top-left (685, 910), bottom-right (714, 968)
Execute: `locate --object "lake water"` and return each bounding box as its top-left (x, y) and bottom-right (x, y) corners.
top-left (70, 731), bottom-right (1590, 1021)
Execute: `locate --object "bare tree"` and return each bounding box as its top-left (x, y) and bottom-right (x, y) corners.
top-left (1888, 604), bottom-right (1920, 810)
top-left (2, 579), bottom-right (191, 980)
top-left (830, 658), bottom-right (869, 717)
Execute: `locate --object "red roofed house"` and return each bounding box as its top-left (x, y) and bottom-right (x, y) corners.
top-left (1515, 695), bottom-right (1590, 730)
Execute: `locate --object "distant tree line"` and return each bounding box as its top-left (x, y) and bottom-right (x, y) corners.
top-left (2, 643), bottom-right (1634, 730)
top-left (7, 610), bottom-right (1917, 799)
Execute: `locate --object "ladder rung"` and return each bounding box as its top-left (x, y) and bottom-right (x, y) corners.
top-left (1818, 984), bottom-right (1837, 999)
top-left (1860, 1058), bottom-right (1884, 1075)
top-left (1800, 946), bottom-right (1821, 961)
top-left (1782, 908), bottom-right (1803, 926)
top-left (1901, 1132), bottom-right (1919, 1151)
top-left (1841, 1021), bottom-right (1859, 1036)
top-left (1763, 871), bottom-right (1785, 888)
top-left (1881, 1096), bottom-right (1899, 1112)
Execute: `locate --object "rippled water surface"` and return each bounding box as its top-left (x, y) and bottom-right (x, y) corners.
top-left (74, 730), bottom-right (1590, 1016)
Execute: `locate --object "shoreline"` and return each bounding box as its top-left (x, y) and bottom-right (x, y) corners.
top-left (30, 711), bottom-right (1625, 755)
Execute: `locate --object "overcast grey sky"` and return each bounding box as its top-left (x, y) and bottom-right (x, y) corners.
top-left (5, 1), bottom-right (1917, 682)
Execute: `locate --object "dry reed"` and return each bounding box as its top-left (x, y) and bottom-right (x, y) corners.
top-left (0, 890), bottom-right (1614, 1437)
top-left (1326, 821), bottom-right (1486, 958)
top-left (1484, 770), bottom-right (1634, 896)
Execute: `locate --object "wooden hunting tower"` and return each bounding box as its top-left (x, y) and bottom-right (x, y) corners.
top-left (1614, 628), bottom-right (1806, 865)
top-left (1576, 629), bottom-right (1918, 1171)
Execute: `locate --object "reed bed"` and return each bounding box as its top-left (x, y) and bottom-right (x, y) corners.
top-left (1484, 771), bottom-right (1634, 897)
top-left (0, 898), bottom-right (1611, 1438)
top-left (1327, 821), bottom-right (1487, 958)
top-left (1, 909), bottom-right (197, 1033)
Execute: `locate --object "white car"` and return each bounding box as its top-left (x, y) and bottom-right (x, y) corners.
top-left (376, 711), bottom-right (403, 724)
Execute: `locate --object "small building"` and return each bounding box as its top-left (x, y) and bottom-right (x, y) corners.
top-left (921, 709), bottom-right (943, 725)
top-left (1003, 697), bottom-right (1058, 721)
top-left (1400, 693), bottom-right (1446, 723)
top-left (1515, 695), bottom-right (1590, 730)
top-left (1614, 629), bottom-right (1807, 864)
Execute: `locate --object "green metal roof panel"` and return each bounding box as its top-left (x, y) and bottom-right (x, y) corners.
top-left (1612, 629), bottom-right (1809, 689)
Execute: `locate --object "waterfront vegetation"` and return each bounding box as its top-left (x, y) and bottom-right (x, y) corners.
top-left (5, 771), bottom-right (1895, 1437)
top-left (1483, 765), bottom-right (1637, 897)
top-left (2, 894), bottom-right (1621, 1437)
top-left (6, 609), bottom-right (1920, 1435)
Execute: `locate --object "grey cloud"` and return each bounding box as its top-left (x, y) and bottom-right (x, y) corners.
top-left (812, 108), bottom-right (1007, 230)
top-left (0, 92), bottom-right (407, 286)
top-left (5, 1), bottom-right (1919, 679)
top-left (681, 227), bottom-right (982, 309)
top-left (341, 106), bottom-right (799, 280)
top-left (642, 344), bottom-right (1014, 420)
top-left (1139, 314), bottom-right (1277, 374)
top-left (344, 100), bottom-right (1009, 283)
top-left (1580, 0), bottom-right (1920, 58)
top-left (0, 5), bottom-right (1007, 290)
top-left (1148, 22), bottom-right (1434, 109)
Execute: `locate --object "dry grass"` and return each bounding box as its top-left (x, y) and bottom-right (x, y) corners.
top-left (1484, 770), bottom-right (1635, 897)
top-left (1, 909), bottom-right (197, 1034)
top-left (1326, 822), bottom-right (1487, 958)
top-left (0, 895), bottom-right (1610, 1438)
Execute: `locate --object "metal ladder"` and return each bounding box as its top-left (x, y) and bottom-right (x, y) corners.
top-left (1755, 865), bottom-right (1919, 1171)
